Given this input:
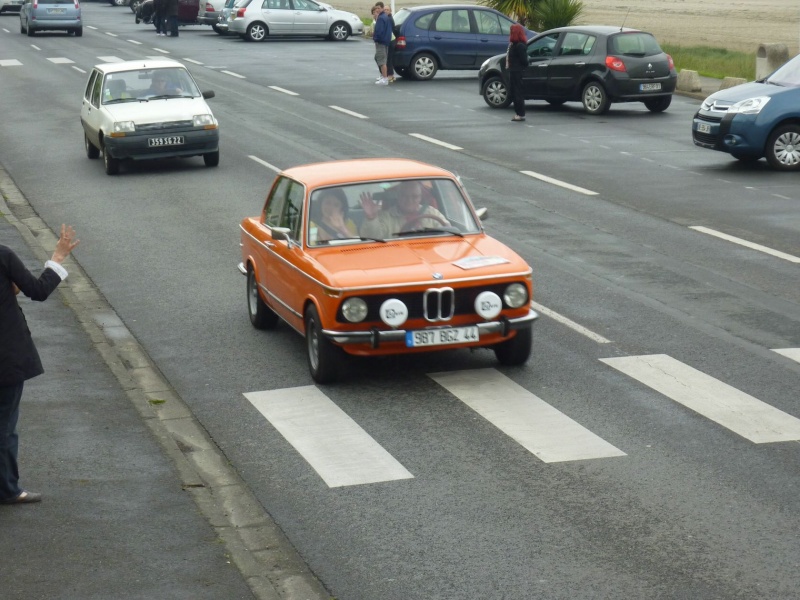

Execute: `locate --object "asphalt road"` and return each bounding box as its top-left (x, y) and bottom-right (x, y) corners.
top-left (1, 6), bottom-right (799, 599)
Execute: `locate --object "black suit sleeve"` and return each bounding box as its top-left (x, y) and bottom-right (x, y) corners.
top-left (0, 246), bottom-right (62, 302)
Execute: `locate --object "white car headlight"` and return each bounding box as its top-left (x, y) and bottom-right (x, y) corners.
top-left (193, 114), bottom-right (217, 127)
top-left (342, 297), bottom-right (368, 323)
top-left (112, 121), bottom-right (135, 133)
top-left (379, 298), bottom-right (408, 328)
top-left (728, 96), bottom-right (770, 115)
top-left (503, 283), bottom-right (528, 309)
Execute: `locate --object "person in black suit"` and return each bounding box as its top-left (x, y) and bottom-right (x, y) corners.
top-left (0, 225), bottom-right (79, 505)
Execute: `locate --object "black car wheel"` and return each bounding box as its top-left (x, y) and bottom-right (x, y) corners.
top-left (643, 95), bottom-right (671, 113)
top-left (212, 23), bottom-right (223, 34)
top-left (482, 75), bottom-right (510, 109)
top-left (582, 80), bottom-right (610, 115)
top-left (85, 134), bottom-right (100, 159)
top-left (493, 328), bottom-right (532, 366)
top-left (103, 144), bottom-right (120, 175)
top-left (395, 67), bottom-right (408, 78)
top-left (305, 304), bottom-right (341, 384)
top-left (246, 22), bottom-right (267, 41)
top-left (74, 27), bottom-right (82, 37)
top-left (328, 21), bottom-right (349, 41)
top-left (247, 267), bottom-right (278, 330)
top-left (765, 124), bottom-right (800, 171)
top-left (410, 52), bottom-right (437, 80)
top-left (203, 150), bottom-right (220, 167)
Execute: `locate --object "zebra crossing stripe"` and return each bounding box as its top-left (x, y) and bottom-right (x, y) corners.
top-left (429, 369), bottom-right (626, 463)
top-left (600, 354), bottom-right (800, 443)
top-left (773, 348), bottom-right (800, 364)
top-left (244, 386), bottom-right (413, 488)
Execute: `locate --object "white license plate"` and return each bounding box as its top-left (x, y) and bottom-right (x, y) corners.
top-left (406, 326), bottom-right (479, 348)
top-left (697, 122), bottom-right (712, 134)
top-left (47, 7), bottom-right (66, 13)
top-left (148, 136), bottom-right (184, 147)
top-left (640, 83), bottom-right (662, 92)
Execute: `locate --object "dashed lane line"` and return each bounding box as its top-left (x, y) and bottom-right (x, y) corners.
top-left (222, 70), bottom-right (245, 79)
top-left (329, 105), bottom-right (368, 119)
top-left (521, 169), bottom-right (598, 196)
top-left (690, 226), bottom-right (800, 263)
top-left (409, 133), bottom-right (463, 150)
top-left (248, 155), bottom-right (280, 172)
top-left (773, 348), bottom-right (800, 364)
top-left (530, 301), bottom-right (611, 343)
top-left (269, 85), bottom-right (297, 95)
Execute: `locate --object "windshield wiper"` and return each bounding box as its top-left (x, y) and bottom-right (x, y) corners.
top-left (104, 98), bottom-right (138, 104)
top-left (393, 227), bottom-right (463, 238)
top-left (321, 236), bottom-right (386, 244)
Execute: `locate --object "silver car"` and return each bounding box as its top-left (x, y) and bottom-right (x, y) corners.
top-left (19, 0), bottom-right (82, 36)
top-left (227, 0), bottom-right (363, 42)
top-left (213, 0), bottom-right (236, 34)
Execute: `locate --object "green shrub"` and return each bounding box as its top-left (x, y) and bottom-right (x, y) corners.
top-left (662, 44), bottom-right (756, 81)
top-left (532, 0), bottom-right (584, 31)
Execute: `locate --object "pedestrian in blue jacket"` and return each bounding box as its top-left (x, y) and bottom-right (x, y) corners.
top-left (372, 4), bottom-right (392, 85)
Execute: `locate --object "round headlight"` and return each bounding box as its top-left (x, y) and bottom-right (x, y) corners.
top-left (341, 297), bottom-right (368, 323)
top-left (503, 283), bottom-right (528, 309)
top-left (379, 298), bottom-right (408, 328)
top-left (474, 291), bottom-right (502, 320)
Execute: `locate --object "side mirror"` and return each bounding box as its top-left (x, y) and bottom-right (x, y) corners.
top-left (202, 90), bottom-right (215, 99)
top-left (476, 207), bottom-right (488, 221)
top-left (271, 226), bottom-right (292, 241)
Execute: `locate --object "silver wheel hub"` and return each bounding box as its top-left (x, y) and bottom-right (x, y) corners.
top-left (775, 132), bottom-right (800, 166)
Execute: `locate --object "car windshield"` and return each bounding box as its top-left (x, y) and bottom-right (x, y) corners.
top-left (764, 54), bottom-right (800, 87)
top-left (608, 32), bottom-right (663, 57)
top-left (101, 68), bottom-right (201, 104)
top-left (307, 178), bottom-right (481, 247)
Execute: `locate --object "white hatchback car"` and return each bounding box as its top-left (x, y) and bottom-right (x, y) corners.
top-left (80, 60), bottom-right (220, 175)
top-left (227, 0), bottom-right (363, 42)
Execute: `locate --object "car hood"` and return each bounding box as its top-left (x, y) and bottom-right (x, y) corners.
top-left (104, 98), bottom-right (212, 124)
top-left (704, 81), bottom-right (794, 105)
top-left (312, 235), bottom-right (531, 289)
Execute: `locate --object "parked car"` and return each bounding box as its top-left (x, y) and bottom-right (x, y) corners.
top-left (0, 0), bottom-right (25, 15)
top-left (239, 158), bottom-right (538, 383)
top-left (213, 0), bottom-right (235, 34)
top-left (19, 0), bottom-right (82, 36)
top-left (479, 25), bottom-right (676, 115)
top-left (226, 0), bottom-right (363, 42)
top-left (390, 4), bottom-right (534, 81)
top-left (197, 0), bottom-right (222, 31)
top-left (108, 0), bottom-right (128, 6)
top-left (80, 59), bottom-right (219, 175)
top-left (692, 53), bottom-right (800, 171)
top-left (132, 0), bottom-right (199, 25)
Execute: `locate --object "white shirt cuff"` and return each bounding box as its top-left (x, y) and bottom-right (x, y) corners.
top-left (45, 260), bottom-right (69, 281)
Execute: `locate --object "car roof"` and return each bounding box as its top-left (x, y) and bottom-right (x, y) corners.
top-left (93, 59), bottom-right (185, 74)
top-left (281, 158), bottom-right (456, 188)
top-left (542, 25), bottom-right (646, 35)
top-left (399, 4), bottom-right (496, 11)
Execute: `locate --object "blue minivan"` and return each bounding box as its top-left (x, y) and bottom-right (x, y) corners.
top-left (19, 0), bottom-right (81, 36)
top-left (692, 53), bottom-right (800, 171)
top-left (391, 4), bottom-right (534, 80)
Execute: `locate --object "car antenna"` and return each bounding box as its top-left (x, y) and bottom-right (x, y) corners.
top-left (620, 8), bottom-right (630, 31)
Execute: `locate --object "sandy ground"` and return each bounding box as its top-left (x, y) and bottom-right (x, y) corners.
top-left (347, 0), bottom-right (799, 55)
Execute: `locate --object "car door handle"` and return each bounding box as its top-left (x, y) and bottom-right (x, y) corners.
top-left (574, 61), bottom-right (586, 66)
top-left (537, 63), bottom-right (548, 68)
top-left (264, 241), bottom-right (275, 248)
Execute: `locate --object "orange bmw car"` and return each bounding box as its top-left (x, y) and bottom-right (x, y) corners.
top-left (238, 158), bottom-right (538, 383)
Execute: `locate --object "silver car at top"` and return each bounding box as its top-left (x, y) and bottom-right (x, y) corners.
top-left (226, 0), bottom-right (363, 42)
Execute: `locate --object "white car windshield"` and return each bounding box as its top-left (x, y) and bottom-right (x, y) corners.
top-left (102, 68), bottom-right (201, 104)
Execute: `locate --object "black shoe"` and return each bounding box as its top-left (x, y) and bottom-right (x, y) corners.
top-left (1, 490), bottom-right (42, 504)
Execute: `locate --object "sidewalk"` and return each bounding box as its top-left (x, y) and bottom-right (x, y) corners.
top-left (0, 171), bottom-right (330, 600)
top-left (678, 73), bottom-right (723, 101)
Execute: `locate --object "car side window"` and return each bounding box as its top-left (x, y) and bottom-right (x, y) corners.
top-left (432, 9), bottom-right (470, 34)
top-left (527, 33), bottom-right (560, 58)
top-left (282, 181), bottom-right (305, 240)
top-left (264, 177), bottom-right (290, 227)
top-left (413, 13), bottom-right (433, 30)
top-left (474, 10), bottom-right (501, 35)
top-left (291, 0), bottom-right (317, 10)
top-left (263, 0), bottom-right (286, 9)
top-left (84, 71), bottom-right (98, 101)
top-left (496, 14), bottom-right (513, 36)
top-left (559, 32), bottom-right (595, 56)
top-left (90, 73), bottom-right (103, 108)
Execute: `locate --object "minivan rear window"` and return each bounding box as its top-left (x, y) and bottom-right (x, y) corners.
top-left (609, 32), bottom-right (662, 57)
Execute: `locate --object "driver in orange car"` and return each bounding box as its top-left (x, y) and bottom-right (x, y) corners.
top-left (359, 180), bottom-right (449, 238)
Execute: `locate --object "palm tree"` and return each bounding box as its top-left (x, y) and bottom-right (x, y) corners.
top-left (478, 0), bottom-right (585, 31)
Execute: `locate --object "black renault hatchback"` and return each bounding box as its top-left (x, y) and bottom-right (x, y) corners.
top-left (478, 25), bottom-right (677, 115)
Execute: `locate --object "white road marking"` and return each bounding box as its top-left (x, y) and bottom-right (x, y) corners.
top-left (47, 57), bottom-right (74, 64)
top-left (430, 369), bottom-right (626, 463)
top-left (409, 133), bottom-right (463, 151)
top-left (97, 56), bottom-right (124, 63)
top-left (86, 25), bottom-right (97, 29)
top-left (690, 226), bottom-right (800, 263)
top-left (329, 105), bottom-right (369, 119)
top-left (72, 66), bottom-right (86, 73)
top-left (520, 170), bottom-right (598, 196)
top-left (183, 58), bottom-right (203, 65)
top-left (269, 85), bottom-right (298, 95)
top-left (773, 348), bottom-right (800, 364)
top-left (0, 60), bottom-right (23, 67)
top-left (248, 155), bottom-right (281, 172)
top-left (600, 354), bottom-right (800, 443)
top-left (244, 386), bottom-right (414, 488)
top-left (530, 301), bottom-right (611, 343)
top-left (31, 45), bottom-right (41, 50)
top-left (127, 39), bottom-right (142, 45)
top-left (105, 32), bottom-right (119, 37)
top-left (152, 48), bottom-right (170, 54)
top-left (222, 69), bottom-right (245, 78)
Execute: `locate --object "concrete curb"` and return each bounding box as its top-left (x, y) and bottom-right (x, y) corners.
top-left (0, 167), bottom-right (331, 600)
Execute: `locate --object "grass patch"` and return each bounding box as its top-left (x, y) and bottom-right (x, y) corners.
top-left (662, 44), bottom-right (756, 81)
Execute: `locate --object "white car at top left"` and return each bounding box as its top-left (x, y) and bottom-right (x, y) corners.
top-left (80, 60), bottom-right (220, 175)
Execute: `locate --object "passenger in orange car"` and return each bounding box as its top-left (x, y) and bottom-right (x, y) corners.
top-left (310, 189), bottom-right (357, 244)
top-left (359, 180), bottom-right (449, 239)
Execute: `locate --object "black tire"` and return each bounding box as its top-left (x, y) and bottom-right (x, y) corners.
top-left (482, 75), bottom-right (510, 109)
top-left (103, 144), bottom-right (120, 175)
top-left (203, 150), bottom-right (219, 167)
top-left (246, 22), bottom-right (266, 42)
top-left (410, 52), bottom-right (437, 80)
top-left (74, 27), bottom-right (82, 37)
top-left (581, 80), bottom-right (610, 115)
top-left (305, 304), bottom-right (341, 384)
top-left (765, 124), bottom-right (800, 171)
top-left (85, 134), bottom-right (100, 159)
top-left (546, 98), bottom-right (566, 106)
top-left (328, 21), bottom-right (349, 41)
top-left (493, 327), bottom-right (532, 366)
top-left (247, 267), bottom-right (278, 330)
top-left (643, 95), bottom-right (671, 113)
top-left (212, 23), bottom-right (223, 34)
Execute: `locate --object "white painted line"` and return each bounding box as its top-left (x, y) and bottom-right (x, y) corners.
top-left (430, 369), bottom-right (626, 463)
top-left (0, 59), bottom-right (23, 67)
top-left (244, 386), bottom-right (414, 487)
top-left (530, 301), bottom-right (611, 344)
top-left (600, 354), bottom-right (800, 443)
top-left (72, 66), bottom-right (86, 73)
top-left (222, 70), bottom-right (246, 79)
top-left (47, 57), bottom-right (74, 64)
top-left (248, 155), bottom-right (281, 172)
top-left (330, 105), bottom-right (369, 119)
top-left (105, 32), bottom-right (119, 37)
top-left (31, 45), bottom-right (41, 51)
top-left (690, 226), bottom-right (800, 263)
top-left (183, 58), bottom-right (203, 65)
top-left (773, 348), bottom-right (800, 364)
top-left (127, 39), bottom-right (142, 45)
top-left (520, 170), bottom-right (598, 196)
top-left (86, 25), bottom-right (97, 29)
top-left (409, 133), bottom-right (463, 151)
top-left (269, 85), bottom-right (297, 95)
top-left (152, 48), bottom-right (170, 54)
top-left (97, 56), bottom-right (124, 63)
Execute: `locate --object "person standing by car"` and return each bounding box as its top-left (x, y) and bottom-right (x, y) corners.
top-left (372, 4), bottom-right (391, 85)
top-left (153, 0), bottom-right (166, 36)
top-left (507, 23), bottom-right (528, 122)
top-left (165, 0), bottom-right (179, 37)
top-left (383, 4), bottom-right (397, 83)
top-left (0, 225), bottom-right (80, 505)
